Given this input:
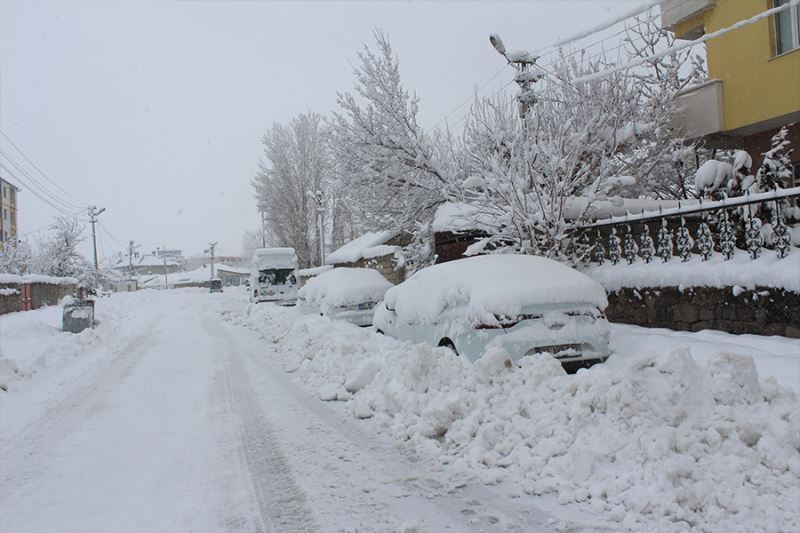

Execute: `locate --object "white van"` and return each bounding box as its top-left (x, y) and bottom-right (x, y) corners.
top-left (250, 248), bottom-right (299, 305)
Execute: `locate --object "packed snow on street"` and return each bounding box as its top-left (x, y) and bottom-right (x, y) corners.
top-left (1, 288), bottom-right (798, 532)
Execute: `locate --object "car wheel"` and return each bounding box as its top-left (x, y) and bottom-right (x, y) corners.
top-left (438, 338), bottom-right (458, 356)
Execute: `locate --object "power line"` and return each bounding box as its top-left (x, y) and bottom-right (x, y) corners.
top-left (573, 0), bottom-right (799, 84)
top-left (0, 148), bottom-right (84, 212)
top-left (433, 64), bottom-right (512, 130)
top-left (0, 130), bottom-right (88, 208)
top-left (0, 161), bottom-right (79, 217)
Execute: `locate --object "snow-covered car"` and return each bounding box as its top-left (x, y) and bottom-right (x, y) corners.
top-left (298, 267), bottom-right (392, 327)
top-left (373, 254), bottom-right (610, 371)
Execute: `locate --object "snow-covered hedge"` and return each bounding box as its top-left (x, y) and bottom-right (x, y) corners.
top-left (235, 303), bottom-right (800, 532)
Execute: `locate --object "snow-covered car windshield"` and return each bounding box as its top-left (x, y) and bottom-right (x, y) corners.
top-left (258, 269), bottom-right (294, 285)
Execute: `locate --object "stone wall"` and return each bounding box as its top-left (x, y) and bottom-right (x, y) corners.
top-left (0, 284), bottom-right (20, 314)
top-left (606, 286), bottom-right (800, 338)
top-left (0, 281), bottom-right (76, 315)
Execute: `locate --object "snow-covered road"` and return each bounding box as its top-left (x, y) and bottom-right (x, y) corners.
top-left (0, 290), bottom-right (556, 532)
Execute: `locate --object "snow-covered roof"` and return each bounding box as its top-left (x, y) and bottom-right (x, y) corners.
top-left (383, 254), bottom-right (607, 327)
top-left (432, 202), bottom-right (494, 233)
top-left (326, 230), bottom-right (399, 265)
top-left (215, 264), bottom-right (250, 275)
top-left (298, 267), bottom-right (392, 308)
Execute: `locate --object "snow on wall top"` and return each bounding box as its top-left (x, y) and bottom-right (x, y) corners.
top-left (384, 254), bottom-right (608, 326)
top-left (298, 267), bottom-right (392, 308)
top-left (584, 249), bottom-right (800, 292)
top-left (326, 230), bottom-right (399, 265)
top-left (0, 274), bottom-right (79, 285)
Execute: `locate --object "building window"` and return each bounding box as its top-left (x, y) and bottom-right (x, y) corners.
top-left (2, 208), bottom-right (6, 220)
top-left (775, 0), bottom-right (800, 55)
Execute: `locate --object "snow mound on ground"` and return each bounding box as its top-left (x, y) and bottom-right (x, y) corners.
top-left (235, 303), bottom-right (800, 532)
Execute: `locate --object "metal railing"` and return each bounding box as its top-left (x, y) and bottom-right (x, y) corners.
top-left (579, 187), bottom-right (800, 264)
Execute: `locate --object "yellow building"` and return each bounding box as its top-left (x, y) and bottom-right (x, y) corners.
top-left (662, 0), bottom-right (800, 182)
top-left (0, 176), bottom-right (20, 249)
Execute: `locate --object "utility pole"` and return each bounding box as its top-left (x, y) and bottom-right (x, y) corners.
top-left (205, 242), bottom-right (218, 280)
top-left (87, 205), bottom-right (106, 271)
top-left (127, 240), bottom-right (137, 280)
top-left (489, 34), bottom-right (542, 122)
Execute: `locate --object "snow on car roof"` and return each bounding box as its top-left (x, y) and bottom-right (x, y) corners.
top-left (252, 247), bottom-right (297, 258)
top-left (298, 267), bottom-right (392, 307)
top-left (326, 230), bottom-right (399, 265)
top-left (384, 254), bottom-right (607, 326)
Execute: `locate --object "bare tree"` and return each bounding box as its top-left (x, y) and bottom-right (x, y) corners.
top-left (251, 113), bottom-right (332, 267)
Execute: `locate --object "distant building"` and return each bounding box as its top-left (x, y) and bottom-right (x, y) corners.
top-left (0, 176), bottom-right (20, 250)
top-left (662, 0), bottom-right (799, 184)
top-left (112, 252), bottom-right (182, 276)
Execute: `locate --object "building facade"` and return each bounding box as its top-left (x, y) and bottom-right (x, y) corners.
top-left (663, 0), bottom-right (800, 183)
top-left (0, 176), bottom-right (20, 249)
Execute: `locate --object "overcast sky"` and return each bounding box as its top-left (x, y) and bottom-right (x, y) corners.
top-left (1, 0), bottom-right (642, 260)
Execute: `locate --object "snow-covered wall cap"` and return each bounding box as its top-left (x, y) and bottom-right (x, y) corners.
top-left (565, 196), bottom-right (697, 222)
top-left (0, 274), bottom-right (79, 285)
top-left (326, 230), bottom-right (399, 265)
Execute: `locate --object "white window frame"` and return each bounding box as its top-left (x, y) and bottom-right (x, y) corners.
top-left (775, 0), bottom-right (800, 55)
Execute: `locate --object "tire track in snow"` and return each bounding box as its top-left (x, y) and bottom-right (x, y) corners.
top-left (214, 332), bottom-right (318, 533)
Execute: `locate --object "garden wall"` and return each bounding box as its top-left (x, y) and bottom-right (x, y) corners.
top-left (606, 286), bottom-right (800, 338)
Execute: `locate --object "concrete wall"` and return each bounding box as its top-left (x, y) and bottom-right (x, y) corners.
top-left (606, 285), bottom-right (800, 338)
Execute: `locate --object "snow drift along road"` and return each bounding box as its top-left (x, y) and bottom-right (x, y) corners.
top-left (237, 301), bottom-right (800, 532)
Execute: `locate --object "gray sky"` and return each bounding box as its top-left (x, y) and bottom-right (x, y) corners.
top-left (1, 0), bottom-right (641, 259)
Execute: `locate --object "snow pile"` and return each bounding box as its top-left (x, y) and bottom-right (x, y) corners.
top-left (298, 267), bottom-right (392, 311)
top-left (585, 248), bottom-right (800, 292)
top-left (384, 255), bottom-right (607, 326)
top-left (326, 230), bottom-right (399, 265)
top-left (234, 303), bottom-right (800, 532)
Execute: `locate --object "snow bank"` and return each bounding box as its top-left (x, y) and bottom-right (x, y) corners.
top-left (584, 248), bottom-right (800, 292)
top-left (384, 255), bottom-right (608, 326)
top-left (234, 303), bottom-right (799, 532)
top-left (326, 230), bottom-right (399, 265)
top-left (297, 265), bottom-right (333, 278)
top-left (298, 267), bottom-right (392, 310)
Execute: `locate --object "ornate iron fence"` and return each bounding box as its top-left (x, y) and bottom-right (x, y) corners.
top-left (579, 187), bottom-right (800, 264)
